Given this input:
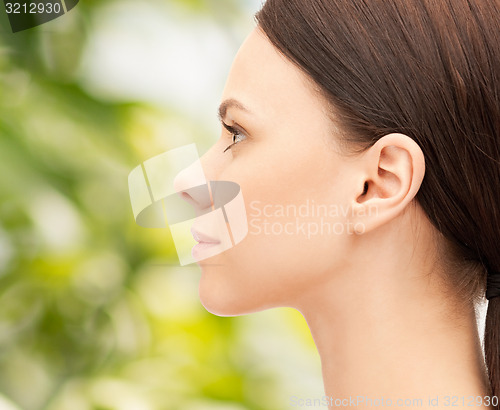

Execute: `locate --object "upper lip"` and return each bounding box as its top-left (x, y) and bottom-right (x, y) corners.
top-left (191, 227), bottom-right (220, 244)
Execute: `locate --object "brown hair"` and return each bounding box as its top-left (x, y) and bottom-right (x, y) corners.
top-left (256, 0), bottom-right (500, 399)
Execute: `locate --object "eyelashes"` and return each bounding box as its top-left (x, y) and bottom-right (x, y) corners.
top-left (221, 121), bottom-right (247, 153)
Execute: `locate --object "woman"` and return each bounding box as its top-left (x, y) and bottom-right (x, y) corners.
top-left (179, 0), bottom-right (500, 405)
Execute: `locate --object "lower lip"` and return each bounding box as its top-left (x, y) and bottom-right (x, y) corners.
top-left (191, 242), bottom-right (221, 261)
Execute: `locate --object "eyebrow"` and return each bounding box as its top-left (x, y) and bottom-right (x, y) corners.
top-left (218, 98), bottom-right (251, 121)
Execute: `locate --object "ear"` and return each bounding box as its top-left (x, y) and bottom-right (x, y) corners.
top-left (349, 133), bottom-right (425, 234)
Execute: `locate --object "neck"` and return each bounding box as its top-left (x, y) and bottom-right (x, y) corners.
top-left (292, 206), bottom-right (492, 409)
top-left (296, 273), bottom-right (490, 409)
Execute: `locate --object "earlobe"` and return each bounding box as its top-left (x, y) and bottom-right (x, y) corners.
top-left (351, 133), bottom-right (425, 233)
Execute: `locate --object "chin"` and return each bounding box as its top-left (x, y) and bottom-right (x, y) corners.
top-left (198, 273), bottom-right (267, 317)
top-left (199, 289), bottom-right (243, 317)
top-left (198, 279), bottom-right (243, 317)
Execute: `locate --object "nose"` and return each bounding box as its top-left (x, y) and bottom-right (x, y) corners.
top-left (173, 154), bottom-right (213, 211)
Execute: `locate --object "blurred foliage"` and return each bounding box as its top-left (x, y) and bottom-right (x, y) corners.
top-left (0, 1), bottom-right (320, 409)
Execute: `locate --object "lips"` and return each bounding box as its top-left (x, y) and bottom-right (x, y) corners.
top-left (191, 227), bottom-right (222, 262)
top-left (190, 227), bottom-right (220, 244)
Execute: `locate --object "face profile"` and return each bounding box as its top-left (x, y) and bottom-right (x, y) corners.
top-left (177, 27), bottom-right (388, 316)
top-left (177, 26), bottom-right (427, 318)
top-left (167, 0), bottom-right (500, 406)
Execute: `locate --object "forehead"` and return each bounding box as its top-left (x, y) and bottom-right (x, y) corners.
top-left (221, 27), bottom-right (327, 124)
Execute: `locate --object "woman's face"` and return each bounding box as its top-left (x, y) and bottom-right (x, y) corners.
top-left (187, 27), bottom-right (362, 316)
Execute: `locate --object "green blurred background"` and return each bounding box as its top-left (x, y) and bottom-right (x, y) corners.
top-left (0, 1), bottom-right (322, 409)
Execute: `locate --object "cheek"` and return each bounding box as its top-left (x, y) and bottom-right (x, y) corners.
top-left (198, 206), bottom-right (351, 315)
top-left (198, 147), bottom-right (352, 314)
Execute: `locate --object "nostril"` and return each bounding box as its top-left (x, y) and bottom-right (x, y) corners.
top-left (177, 184), bottom-right (213, 211)
top-left (180, 191), bottom-right (197, 207)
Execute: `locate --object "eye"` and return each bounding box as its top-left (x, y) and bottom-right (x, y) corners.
top-left (221, 121), bottom-right (247, 153)
top-left (232, 132), bottom-right (245, 144)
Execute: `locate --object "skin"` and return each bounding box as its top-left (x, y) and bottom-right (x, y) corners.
top-left (177, 27), bottom-right (492, 408)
